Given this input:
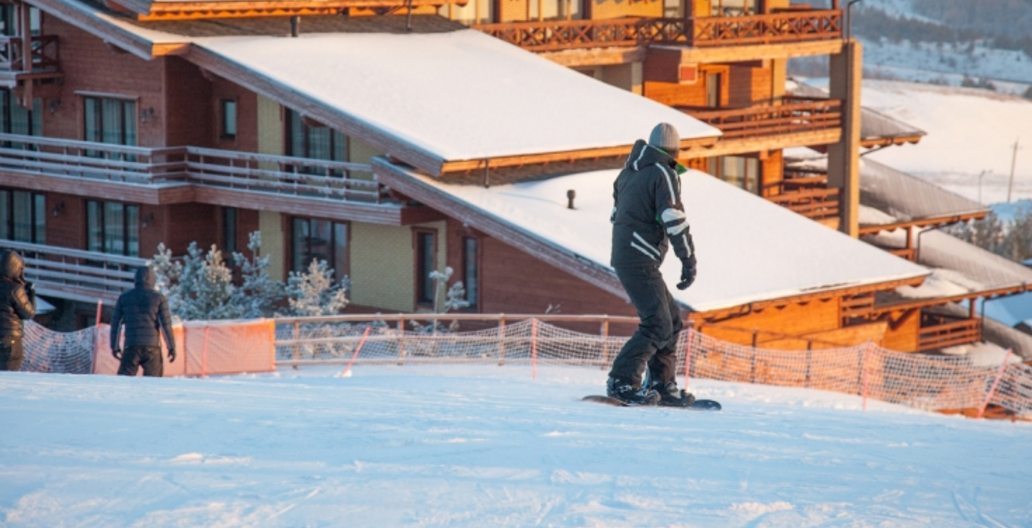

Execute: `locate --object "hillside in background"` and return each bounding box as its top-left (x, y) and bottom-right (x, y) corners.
top-left (792, 0), bottom-right (1032, 95)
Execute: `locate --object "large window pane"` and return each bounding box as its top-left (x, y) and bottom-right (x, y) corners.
top-left (84, 98), bottom-right (100, 143)
top-left (101, 98), bottom-right (122, 145)
top-left (123, 101), bottom-right (137, 147)
top-left (333, 222), bottom-right (348, 282)
top-left (0, 190), bottom-right (8, 240)
top-left (11, 191), bottom-right (32, 242)
top-left (417, 232), bottom-right (436, 304)
top-left (87, 201), bottom-right (102, 252)
top-left (33, 194), bottom-right (44, 244)
top-left (223, 207), bottom-right (237, 254)
top-left (292, 217), bottom-right (309, 272)
top-left (126, 205), bottom-right (139, 257)
top-left (103, 202), bottom-right (124, 255)
top-left (463, 237), bottom-right (478, 308)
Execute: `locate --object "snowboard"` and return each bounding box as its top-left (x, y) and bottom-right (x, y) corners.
top-left (582, 394), bottom-right (722, 411)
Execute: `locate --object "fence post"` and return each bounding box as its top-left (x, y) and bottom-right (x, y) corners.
top-left (201, 325), bottom-right (211, 377)
top-left (601, 317), bottom-right (609, 370)
top-left (292, 320), bottom-right (300, 370)
top-left (91, 299), bottom-right (102, 374)
top-left (977, 349), bottom-right (1013, 419)
top-left (531, 318), bottom-right (538, 380)
top-left (397, 318), bottom-right (406, 366)
top-left (805, 341), bottom-right (812, 389)
top-left (750, 329), bottom-right (758, 384)
top-left (683, 327), bottom-right (693, 388)
top-left (498, 316), bottom-right (506, 366)
top-left (341, 326), bottom-right (372, 376)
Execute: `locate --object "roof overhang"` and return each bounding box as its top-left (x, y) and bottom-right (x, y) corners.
top-left (859, 211), bottom-right (990, 236)
top-left (107, 0), bottom-right (467, 20)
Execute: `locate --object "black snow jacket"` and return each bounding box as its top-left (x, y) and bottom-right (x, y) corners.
top-left (0, 250), bottom-right (35, 338)
top-left (610, 140), bottom-right (695, 269)
top-left (111, 267), bottom-right (175, 350)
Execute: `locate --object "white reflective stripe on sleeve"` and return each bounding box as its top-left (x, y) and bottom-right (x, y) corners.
top-left (682, 233), bottom-right (692, 258)
top-left (666, 219), bottom-right (691, 236)
top-left (630, 241), bottom-right (659, 261)
top-left (632, 232), bottom-right (662, 258)
top-left (658, 164), bottom-right (677, 202)
top-left (661, 208), bottom-right (686, 223)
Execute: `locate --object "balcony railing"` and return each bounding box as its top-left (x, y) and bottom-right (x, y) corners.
top-left (0, 133), bottom-right (387, 204)
top-left (918, 313), bottom-right (982, 352)
top-left (678, 97), bottom-right (842, 140)
top-left (767, 187), bottom-right (840, 222)
top-left (473, 9), bottom-right (841, 52)
top-left (0, 35), bottom-right (60, 72)
top-left (0, 240), bottom-right (146, 304)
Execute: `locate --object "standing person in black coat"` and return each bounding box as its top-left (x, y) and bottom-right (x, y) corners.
top-left (607, 123), bottom-right (698, 406)
top-left (0, 249), bottom-right (36, 372)
top-left (111, 267), bottom-right (175, 377)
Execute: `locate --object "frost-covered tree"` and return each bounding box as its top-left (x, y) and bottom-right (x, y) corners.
top-left (153, 242), bottom-right (236, 320)
top-left (410, 267), bottom-right (468, 333)
top-left (281, 259), bottom-right (350, 317)
top-left (229, 232), bottom-right (284, 319)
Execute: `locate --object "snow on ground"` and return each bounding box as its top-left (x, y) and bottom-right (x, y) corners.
top-left (2, 366), bottom-right (1030, 527)
top-left (805, 79), bottom-right (1032, 205)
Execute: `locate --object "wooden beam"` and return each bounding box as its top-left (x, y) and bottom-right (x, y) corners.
top-left (538, 46), bottom-right (647, 68)
top-left (373, 157), bottom-right (630, 301)
top-left (0, 169), bottom-right (193, 205)
top-left (680, 128), bottom-right (841, 160)
top-left (137, 0), bottom-right (464, 19)
top-left (859, 211), bottom-right (990, 236)
top-left (191, 186), bottom-right (411, 225)
top-left (185, 45), bottom-right (447, 176)
top-left (672, 39), bottom-right (844, 64)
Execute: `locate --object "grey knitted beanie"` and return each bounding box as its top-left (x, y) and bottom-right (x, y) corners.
top-left (648, 122), bottom-right (680, 155)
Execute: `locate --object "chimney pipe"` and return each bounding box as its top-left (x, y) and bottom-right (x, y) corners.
top-left (566, 189), bottom-right (576, 209)
top-left (290, 16), bottom-right (300, 37)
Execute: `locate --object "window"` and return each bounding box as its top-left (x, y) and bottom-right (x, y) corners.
top-left (84, 96), bottom-right (136, 148)
top-left (0, 190), bottom-right (45, 243)
top-left (707, 156), bottom-right (760, 194)
top-left (292, 217), bottom-right (348, 282)
top-left (0, 89), bottom-right (41, 137)
top-left (285, 108), bottom-right (346, 163)
top-left (463, 237), bottom-right (479, 309)
top-left (414, 230), bottom-right (436, 305)
top-left (0, 5), bottom-right (39, 37)
top-left (86, 200), bottom-right (139, 256)
top-left (222, 207), bottom-right (238, 254)
top-left (710, 0), bottom-right (758, 16)
top-left (221, 100), bottom-right (237, 140)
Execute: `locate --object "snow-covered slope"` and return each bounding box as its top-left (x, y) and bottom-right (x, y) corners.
top-left (1, 367), bottom-right (1029, 527)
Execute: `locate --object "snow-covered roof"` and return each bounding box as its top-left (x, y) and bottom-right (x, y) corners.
top-left (397, 166), bottom-right (929, 312)
top-left (192, 30), bottom-right (718, 163)
top-left (858, 158), bottom-right (988, 224)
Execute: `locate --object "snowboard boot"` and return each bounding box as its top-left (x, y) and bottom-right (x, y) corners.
top-left (606, 377), bottom-right (661, 406)
top-left (651, 381), bottom-right (696, 407)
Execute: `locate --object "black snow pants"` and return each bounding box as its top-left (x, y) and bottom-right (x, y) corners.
top-left (117, 345), bottom-right (164, 377)
top-left (608, 266), bottom-right (683, 388)
top-left (0, 335), bottom-right (23, 372)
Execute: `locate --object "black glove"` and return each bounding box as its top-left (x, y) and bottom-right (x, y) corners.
top-left (112, 348), bottom-right (122, 360)
top-left (677, 256), bottom-right (697, 291)
top-left (168, 348), bottom-right (176, 363)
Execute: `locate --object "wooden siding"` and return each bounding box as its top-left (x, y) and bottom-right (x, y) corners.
top-left (880, 309), bottom-right (921, 352)
top-left (589, 0), bottom-right (662, 20)
top-left (698, 298), bottom-right (840, 346)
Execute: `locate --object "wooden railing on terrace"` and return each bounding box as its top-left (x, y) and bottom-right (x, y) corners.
top-left (767, 187), bottom-right (840, 221)
top-left (0, 35), bottom-right (60, 72)
top-left (678, 97), bottom-right (842, 140)
top-left (918, 313), bottom-right (982, 352)
top-left (0, 240), bottom-right (147, 304)
top-left (0, 133), bottom-right (387, 203)
top-left (473, 9), bottom-right (841, 52)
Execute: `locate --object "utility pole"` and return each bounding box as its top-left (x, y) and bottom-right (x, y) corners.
top-left (1007, 138), bottom-right (1022, 203)
top-left (979, 169), bottom-right (990, 204)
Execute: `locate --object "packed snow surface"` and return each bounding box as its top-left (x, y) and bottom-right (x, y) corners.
top-left (192, 30), bottom-right (719, 162)
top-left (1, 366), bottom-right (1030, 527)
top-left (419, 168), bottom-right (927, 311)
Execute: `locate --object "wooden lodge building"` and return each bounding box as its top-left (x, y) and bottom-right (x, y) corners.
top-left (2, 0), bottom-right (1031, 357)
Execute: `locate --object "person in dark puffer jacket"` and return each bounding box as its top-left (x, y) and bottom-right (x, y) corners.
top-left (606, 123), bottom-right (698, 406)
top-left (111, 267), bottom-right (175, 377)
top-left (0, 249), bottom-right (36, 372)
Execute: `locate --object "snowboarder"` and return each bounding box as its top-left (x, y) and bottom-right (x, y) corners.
top-left (0, 249), bottom-right (36, 372)
top-left (607, 123), bottom-right (697, 406)
top-left (111, 267), bottom-right (175, 377)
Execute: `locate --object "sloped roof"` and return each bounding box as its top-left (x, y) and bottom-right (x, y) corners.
top-left (376, 159), bottom-right (929, 313)
top-left (858, 158), bottom-right (989, 224)
top-left (789, 82), bottom-right (926, 146)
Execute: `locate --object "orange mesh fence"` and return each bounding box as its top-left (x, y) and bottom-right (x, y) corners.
top-left (20, 316), bottom-right (1032, 418)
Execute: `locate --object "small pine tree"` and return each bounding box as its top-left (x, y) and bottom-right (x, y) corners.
top-left (229, 232), bottom-right (284, 319)
top-left (281, 259), bottom-right (350, 317)
top-left (153, 242), bottom-right (236, 321)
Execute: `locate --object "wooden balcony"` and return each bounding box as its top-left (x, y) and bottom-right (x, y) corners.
top-left (0, 133), bottom-right (433, 225)
top-left (918, 313), bottom-right (982, 352)
top-left (763, 170), bottom-right (840, 223)
top-left (679, 97), bottom-right (841, 141)
top-left (1, 240), bottom-right (146, 304)
top-left (0, 35), bottom-right (61, 82)
top-left (473, 9), bottom-right (841, 53)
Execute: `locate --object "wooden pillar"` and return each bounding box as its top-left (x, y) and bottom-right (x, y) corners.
top-left (18, 1), bottom-right (33, 107)
top-left (828, 40), bottom-right (862, 238)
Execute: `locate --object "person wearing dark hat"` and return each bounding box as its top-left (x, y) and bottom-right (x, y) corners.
top-left (606, 122), bottom-right (698, 405)
top-left (0, 249), bottom-right (36, 372)
top-left (110, 266), bottom-right (175, 377)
